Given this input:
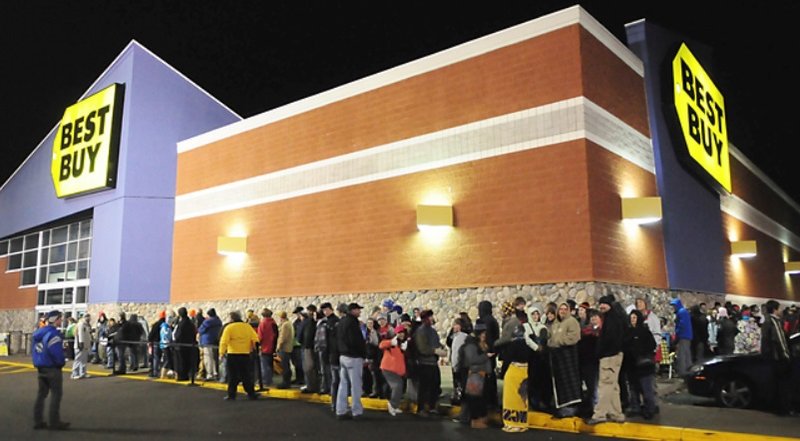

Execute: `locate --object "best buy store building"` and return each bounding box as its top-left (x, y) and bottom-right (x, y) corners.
top-left (1, 6), bottom-right (798, 334)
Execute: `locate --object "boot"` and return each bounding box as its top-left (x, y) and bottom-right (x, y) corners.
top-left (471, 417), bottom-right (488, 429)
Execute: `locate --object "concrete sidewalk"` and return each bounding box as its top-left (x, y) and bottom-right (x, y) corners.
top-left (2, 354), bottom-right (797, 440)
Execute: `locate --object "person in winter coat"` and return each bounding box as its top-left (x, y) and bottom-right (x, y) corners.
top-left (460, 323), bottom-right (495, 429)
top-left (159, 315), bottom-right (175, 379)
top-left (414, 309), bottom-right (447, 417)
top-left (71, 313), bottom-right (93, 379)
top-left (670, 298), bottom-right (693, 378)
top-left (336, 303), bottom-right (368, 420)
top-left (93, 312), bottom-right (109, 364)
top-left (218, 310), bottom-right (260, 400)
top-left (198, 308), bottom-right (223, 380)
top-left (300, 305), bottom-right (320, 393)
top-left (587, 295), bottom-right (626, 425)
top-left (548, 303), bottom-right (582, 420)
top-left (578, 308), bottom-right (600, 414)
top-left (624, 310), bottom-right (658, 419)
top-left (380, 324), bottom-right (408, 416)
top-left (690, 303), bottom-right (710, 363)
top-left (173, 307), bottom-right (197, 381)
top-left (525, 307), bottom-right (551, 411)
top-left (32, 310), bottom-right (70, 431)
top-left (147, 312), bottom-right (166, 378)
top-left (761, 300), bottom-right (793, 415)
top-left (257, 308), bottom-right (279, 387)
top-left (716, 307), bottom-right (738, 355)
top-left (449, 318), bottom-right (469, 405)
top-left (276, 311), bottom-right (295, 389)
top-left (476, 300), bottom-right (500, 409)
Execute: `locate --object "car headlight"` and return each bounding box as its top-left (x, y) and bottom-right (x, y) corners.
top-left (689, 364), bottom-right (704, 374)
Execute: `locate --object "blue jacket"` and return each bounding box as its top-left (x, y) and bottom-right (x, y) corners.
top-left (32, 325), bottom-right (66, 368)
top-left (198, 315), bottom-right (222, 345)
top-left (671, 298), bottom-right (693, 341)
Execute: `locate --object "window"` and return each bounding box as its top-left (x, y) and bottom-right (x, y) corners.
top-left (5, 219), bottom-right (93, 291)
top-left (37, 286), bottom-right (89, 306)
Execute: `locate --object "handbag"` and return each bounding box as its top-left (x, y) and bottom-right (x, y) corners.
top-left (465, 371), bottom-right (485, 397)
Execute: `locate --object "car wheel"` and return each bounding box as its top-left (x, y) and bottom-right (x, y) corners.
top-left (715, 377), bottom-right (754, 409)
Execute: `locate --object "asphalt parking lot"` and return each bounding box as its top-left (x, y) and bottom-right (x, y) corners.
top-left (1, 356), bottom-right (798, 441)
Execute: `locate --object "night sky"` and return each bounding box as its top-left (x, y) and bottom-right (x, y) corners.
top-left (2, 1), bottom-right (798, 203)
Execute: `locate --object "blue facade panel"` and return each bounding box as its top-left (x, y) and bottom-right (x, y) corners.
top-left (0, 41), bottom-right (241, 305)
top-left (626, 22), bottom-right (726, 294)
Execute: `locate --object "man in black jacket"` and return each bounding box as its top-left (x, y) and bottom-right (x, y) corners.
top-left (174, 307), bottom-right (198, 381)
top-left (587, 295), bottom-right (626, 425)
top-left (762, 300), bottom-right (793, 415)
top-left (300, 305), bottom-right (320, 393)
top-left (335, 303), bottom-right (367, 420)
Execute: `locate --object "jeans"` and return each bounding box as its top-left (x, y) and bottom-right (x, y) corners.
top-left (318, 353), bottom-right (332, 393)
top-left (675, 339), bottom-right (692, 378)
top-left (278, 351), bottom-right (292, 387)
top-left (71, 347), bottom-right (88, 378)
top-left (302, 348), bottom-right (320, 392)
top-left (259, 353), bottom-right (274, 386)
top-left (337, 355), bottom-right (364, 416)
top-left (382, 369), bottom-right (404, 409)
top-left (330, 363), bottom-right (340, 411)
top-left (115, 345), bottom-right (131, 373)
top-left (150, 345), bottom-right (162, 377)
top-left (629, 373), bottom-right (657, 414)
top-left (204, 347), bottom-right (219, 379)
top-left (34, 367), bottom-right (63, 425)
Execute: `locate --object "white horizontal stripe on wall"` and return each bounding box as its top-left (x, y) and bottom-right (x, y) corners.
top-left (721, 194), bottom-right (800, 251)
top-left (175, 96), bottom-right (652, 221)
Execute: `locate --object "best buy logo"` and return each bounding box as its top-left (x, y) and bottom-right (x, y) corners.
top-left (672, 43), bottom-right (730, 193)
top-left (51, 83), bottom-right (124, 198)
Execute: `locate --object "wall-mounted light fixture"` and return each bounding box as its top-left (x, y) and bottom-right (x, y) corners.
top-left (621, 196), bottom-right (662, 225)
top-left (785, 261), bottom-right (800, 274)
top-left (730, 240), bottom-right (757, 259)
top-left (217, 236), bottom-right (247, 256)
top-left (416, 204), bottom-right (453, 230)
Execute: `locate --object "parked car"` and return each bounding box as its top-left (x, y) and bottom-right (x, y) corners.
top-left (686, 333), bottom-right (800, 409)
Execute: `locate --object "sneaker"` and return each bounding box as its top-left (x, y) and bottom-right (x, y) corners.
top-left (388, 403), bottom-right (403, 416)
top-left (609, 416), bottom-right (626, 423)
top-left (585, 418), bottom-right (607, 425)
top-left (81, 374), bottom-right (92, 379)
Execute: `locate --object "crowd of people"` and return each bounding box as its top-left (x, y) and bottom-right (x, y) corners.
top-left (33, 295), bottom-right (800, 432)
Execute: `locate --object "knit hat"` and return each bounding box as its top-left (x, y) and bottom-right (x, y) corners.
top-left (717, 307), bottom-right (728, 318)
top-left (382, 298), bottom-right (395, 308)
top-left (46, 310), bottom-right (62, 324)
top-left (501, 301), bottom-right (515, 317)
top-left (158, 310), bottom-right (166, 319)
top-left (394, 324), bottom-right (406, 334)
top-left (598, 295), bottom-right (615, 307)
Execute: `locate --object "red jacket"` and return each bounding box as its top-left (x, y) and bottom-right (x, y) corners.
top-left (379, 338), bottom-right (406, 376)
top-left (257, 317), bottom-right (278, 354)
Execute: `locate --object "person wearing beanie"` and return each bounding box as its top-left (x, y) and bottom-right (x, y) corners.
top-left (147, 311), bottom-right (167, 378)
top-left (32, 310), bottom-right (70, 430)
top-left (173, 307), bottom-right (198, 381)
top-left (587, 294), bottom-right (626, 425)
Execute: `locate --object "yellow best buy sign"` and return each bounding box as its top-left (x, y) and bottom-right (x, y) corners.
top-left (51, 83), bottom-right (124, 198)
top-left (671, 43), bottom-right (731, 193)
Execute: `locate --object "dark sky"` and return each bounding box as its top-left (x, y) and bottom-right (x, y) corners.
top-left (2, 1), bottom-right (798, 203)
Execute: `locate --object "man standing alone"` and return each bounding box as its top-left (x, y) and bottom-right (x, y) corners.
top-left (587, 295), bottom-right (626, 425)
top-left (32, 310), bottom-right (70, 430)
top-left (761, 300), bottom-right (793, 416)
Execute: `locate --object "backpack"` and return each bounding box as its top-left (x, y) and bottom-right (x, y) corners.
top-left (314, 318), bottom-right (328, 353)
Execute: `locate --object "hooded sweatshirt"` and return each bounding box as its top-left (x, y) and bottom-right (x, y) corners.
top-left (477, 300), bottom-right (500, 350)
top-left (670, 298), bottom-right (693, 341)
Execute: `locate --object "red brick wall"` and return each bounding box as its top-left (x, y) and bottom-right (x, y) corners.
top-left (0, 257), bottom-right (37, 310)
top-left (723, 213), bottom-right (799, 300)
top-left (730, 155), bottom-right (800, 232)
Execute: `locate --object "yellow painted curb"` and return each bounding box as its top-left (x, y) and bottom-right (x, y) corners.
top-left (1, 359), bottom-right (795, 441)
